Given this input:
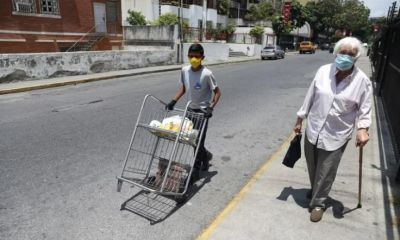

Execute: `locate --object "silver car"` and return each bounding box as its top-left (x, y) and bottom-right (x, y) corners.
top-left (261, 45), bottom-right (285, 60)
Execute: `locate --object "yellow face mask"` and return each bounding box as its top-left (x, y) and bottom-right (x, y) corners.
top-left (189, 57), bottom-right (202, 69)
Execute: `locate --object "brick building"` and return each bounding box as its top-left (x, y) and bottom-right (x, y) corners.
top-left (0, 0), bottom-right (123, 53)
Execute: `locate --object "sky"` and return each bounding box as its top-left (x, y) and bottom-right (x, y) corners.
top-left (362, 0), bottom-right (398, 17)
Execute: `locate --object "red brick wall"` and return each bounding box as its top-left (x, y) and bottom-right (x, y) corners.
top-left (0, 0), bottom-right (122, 53)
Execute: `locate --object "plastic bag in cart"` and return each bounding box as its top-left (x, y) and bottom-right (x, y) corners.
top-left (149, 116), bottom-right (199, 145)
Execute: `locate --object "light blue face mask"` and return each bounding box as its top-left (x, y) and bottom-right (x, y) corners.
top-left (335, 54), bottom-right (355, 70)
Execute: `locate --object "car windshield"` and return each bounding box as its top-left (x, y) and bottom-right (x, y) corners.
top-left (301, 42), bottom-right (310, 45)
top-left (264, 47), bottom-right (275, 49)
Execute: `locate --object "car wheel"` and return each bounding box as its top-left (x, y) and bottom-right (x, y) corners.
top-left (261, 57), bottom-right (264, 60)
top-left (282, 54), bottom-right (285, 59)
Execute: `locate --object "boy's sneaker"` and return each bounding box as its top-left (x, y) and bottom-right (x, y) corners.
top-left (201, 152), bottom-right (213, 171)
top-left (189, 169), bottom-right (200, 185)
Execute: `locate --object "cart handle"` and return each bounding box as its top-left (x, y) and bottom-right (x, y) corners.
top-left (144, 94), bottom-right (208, 114)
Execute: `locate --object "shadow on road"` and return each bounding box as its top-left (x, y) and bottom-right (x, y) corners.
top-left (120, 171), bottom-right (218, 225)
top-left (276, 186), bottom-right (356, 219)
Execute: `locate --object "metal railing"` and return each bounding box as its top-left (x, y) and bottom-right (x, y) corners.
top-left (65, 22), bottom-right (118, 52)
top-left (12, 0), bottom-right (36, 13)
top-left (371, 1), bottom-right (400, 182)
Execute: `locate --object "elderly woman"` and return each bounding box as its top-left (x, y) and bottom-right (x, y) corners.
top-left (294, 37), bottom-right (372, 222)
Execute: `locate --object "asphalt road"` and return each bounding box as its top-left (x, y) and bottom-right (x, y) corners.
top-left (0, 51), bottom-right (334, 240)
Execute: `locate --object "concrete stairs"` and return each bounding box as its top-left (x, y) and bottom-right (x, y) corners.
top-left (229, 48), bottom-right (247, 57)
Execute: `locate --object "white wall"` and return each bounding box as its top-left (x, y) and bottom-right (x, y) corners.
top-left (207, 9), bottom-right (218, 27)
top-left (161, 5), bottom-right (190, 20)
top-left (189, 5), bottom-right (203, 27)
top-left (122, 0), bottom-right (159, 25)
top-left (217, 14), bottom-right (227, 25)
top-left (183, 43), bottom-right (229, 63)
top-left (228, 44), bottom-right (263, 57)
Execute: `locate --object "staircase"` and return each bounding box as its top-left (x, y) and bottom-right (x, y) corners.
top-left (79, 34), bottom-right (105, 51)
top-left (66, 23), bottom-right (109, 52)
top-left (229, 50), bottom-right (247, 57)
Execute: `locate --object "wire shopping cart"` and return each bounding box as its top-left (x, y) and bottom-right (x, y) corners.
top-left (116, 95), bottom-right (208, 203)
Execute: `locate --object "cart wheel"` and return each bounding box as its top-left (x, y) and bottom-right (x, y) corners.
top-left (175, 194), bottom-right (188, 204)
top-left (117, 179), bottom-right (123, 192)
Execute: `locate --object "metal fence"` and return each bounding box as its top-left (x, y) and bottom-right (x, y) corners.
top-left (371, 2), bottom-right (400, 181)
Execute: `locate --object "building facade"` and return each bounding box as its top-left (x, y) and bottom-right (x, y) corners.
top-left (0, 0), bottom-right (123, 54)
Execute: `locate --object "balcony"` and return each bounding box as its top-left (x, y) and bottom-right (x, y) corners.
top-left (160, 0), bottom-right (217, 9)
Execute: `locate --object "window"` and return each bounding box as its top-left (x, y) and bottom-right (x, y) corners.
top-left (12, 0), bottom-right (36, 13)
top-left (106, 1), bottom-right (118, 22)
top-left (40, 0), bottom-right (59, 15)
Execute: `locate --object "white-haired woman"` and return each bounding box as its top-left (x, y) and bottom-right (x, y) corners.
top-left (294, 37), bottom-right (372, 222)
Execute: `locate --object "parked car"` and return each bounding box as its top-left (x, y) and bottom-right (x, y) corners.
top-left (261, 45), bottom-right (285, 60)
top-left (299, 41), bottom-right (316, 54)
top-left (329, 43), bottom-right (336, 53)
top-left (321, 43), bottom-right (330, 50)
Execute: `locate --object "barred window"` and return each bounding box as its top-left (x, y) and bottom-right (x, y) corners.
top-left (12, 0), bottom-right (37, 13)
top-left (40, 0), bottom-right (59, 15)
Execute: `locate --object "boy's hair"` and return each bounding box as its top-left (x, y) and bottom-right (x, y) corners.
top-left (188, 44), bottom-right (204, 56)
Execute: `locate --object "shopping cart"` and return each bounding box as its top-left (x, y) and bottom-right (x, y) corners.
top-left (116, 95), bottom-right (207, 203)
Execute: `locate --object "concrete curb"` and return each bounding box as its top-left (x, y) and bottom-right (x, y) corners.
top-left (0, 58), bottom-right (260, 95)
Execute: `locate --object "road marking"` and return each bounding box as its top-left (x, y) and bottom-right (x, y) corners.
top-left (196, 132), bottom-right (296, 240)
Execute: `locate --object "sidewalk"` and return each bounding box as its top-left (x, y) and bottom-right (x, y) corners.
top-left (0, 55), bottom-right (275, 95)
top-left (197, 56), bottom-right (400, 240)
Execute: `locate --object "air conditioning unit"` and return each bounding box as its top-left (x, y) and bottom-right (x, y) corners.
top-left (16, 3), bottom-right (32, 13)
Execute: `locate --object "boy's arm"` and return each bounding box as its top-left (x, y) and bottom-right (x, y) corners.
top-left (173, 85), bottom-right (186, 102)
top-left (210, 87), bottom-right (221, 109)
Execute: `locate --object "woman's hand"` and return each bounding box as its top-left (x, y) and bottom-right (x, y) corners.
top-left (294, 117), bottom-right (303, 135)
top-left (356, 129), bottom-right (370, 147)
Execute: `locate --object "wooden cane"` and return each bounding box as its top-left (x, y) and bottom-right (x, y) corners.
top-left (357, 146), bottom-right (363, 208)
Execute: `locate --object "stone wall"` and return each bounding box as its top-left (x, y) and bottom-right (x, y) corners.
top-left (0, 50), bottom-right (176, 83)
top-left (123, 25), bottom-right (178, 51)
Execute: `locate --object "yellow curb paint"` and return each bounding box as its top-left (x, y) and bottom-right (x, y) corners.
top-left (196, 131), bottom-right (296, 240)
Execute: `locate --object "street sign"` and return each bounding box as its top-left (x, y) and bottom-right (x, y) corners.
top-left (283, 2), bottom-right (292, 26)
top-left (374, 24), bottom-right (379, 35)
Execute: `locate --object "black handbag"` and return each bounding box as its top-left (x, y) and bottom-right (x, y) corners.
top-left (282, 134), bottom-right (302, 168)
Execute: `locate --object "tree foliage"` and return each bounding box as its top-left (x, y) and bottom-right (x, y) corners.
top-left (245, 1), bottom-right (275, 21)
top-left (290, 1), bottom-right (308, 29)
top-left (217, 0), bottom-right (229, 15)
top-left (272, 15), bottom-right (292, 44)
top-left (154, 12), bottom-right (179, 26)
top-left (338, 1), bottom-right (370, 32)
top-left (126, 10), bottom-right (147, 26)
top-left (249, 25), bottom-right (265, 44)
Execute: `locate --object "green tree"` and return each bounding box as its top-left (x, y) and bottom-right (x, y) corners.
top-left (272, 15), bottom-right (292, 45)
top-left (223, 24), bottom-right (236, 43)
top-left (155, 12), bottom-right (179, 26)
top-left (245, 1), bottom-right (274, 21)
top-left (338, 1), bottom-right (370, 32)
top-left (126, 10), bottom-right (147, 26)
top-left (290, 1), bottom-right (308, 30)
top-left (217, 0), bottom-right (229, 15)
top-left (249, 25), bottom-right (265, 44)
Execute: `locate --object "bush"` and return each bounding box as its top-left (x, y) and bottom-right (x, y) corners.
top-left (249, 25), bottom-right (265, 44)
top-left (155, 12), bottom-right (179, 26)
top-left (126, 10), bottom-right (147, 26)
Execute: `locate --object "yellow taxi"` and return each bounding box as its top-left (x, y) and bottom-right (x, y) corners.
top-left (299, 41), bottom-right (316, 54)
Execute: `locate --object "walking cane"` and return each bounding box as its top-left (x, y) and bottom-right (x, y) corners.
top-left (357, 146), bottom-right (363, 208)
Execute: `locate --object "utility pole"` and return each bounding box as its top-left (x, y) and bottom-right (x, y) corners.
top-left (203, 0), bottom-right (207, 41)
top-left (180, 0), bottom-right (183, 63)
